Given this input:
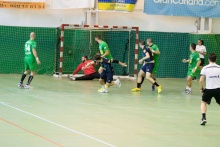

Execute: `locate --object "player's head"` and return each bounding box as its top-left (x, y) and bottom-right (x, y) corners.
top-left (30, 32), bottom-right (36, 40)
top-left (139, 40), bottom-right (146, 49)
top-left (198, 39), bottom-right (204, 46)
top-left (95, 35), bottom-right (102, 43)
top-left (94, 54), bottom-right (102, 62)
top-left (190, 43), bottom-right (196, 52)
top-left (147, 38), bottom-right (153, 45)
top-left (82, 55), bottom-right (88, 62)
top-left (208, 53), bottom-right (217, 63)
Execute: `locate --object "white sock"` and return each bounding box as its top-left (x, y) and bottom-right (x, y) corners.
top-left (186, 86), bottom-right (189, 90)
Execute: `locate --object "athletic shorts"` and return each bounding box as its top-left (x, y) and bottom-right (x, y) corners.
top-left (202, 88), bottom-right (220, 105)
top-left (141, 63), bottom-right (154, 73)
top-left (200, 58), bottom-right (205, 66)
top-left (100, 71), bottom-right (113, 83)
top-left (187, 69), bottom-right (200, 78)
top-left (24, 59), bottom-right (37, 71)
top-left (152, 62), bottom-right (158, 74)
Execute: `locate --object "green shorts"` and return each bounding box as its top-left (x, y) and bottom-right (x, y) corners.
top-left (24, 59), bottom-right (37, 71)
top-left (187, 69), bottom-right (200, 78)
top-left (152, 63), bottom-right (159, 74)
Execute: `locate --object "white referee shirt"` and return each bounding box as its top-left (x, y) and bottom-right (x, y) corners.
top-left (201, 63), bottom-right (220, 89)
top-left (196, 45), bottom-right (206, 58)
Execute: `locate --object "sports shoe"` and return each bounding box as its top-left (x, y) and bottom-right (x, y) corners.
top-left (157, 85), bottom-right (162, 94)
top-left (115, 79), bottom-right (121, 88)
top-left (152, 85), bottom-right (155, 91)
top-left (192, 77), bottom-right (197, 81)
top-left (185, 89), bottom-right (192, 95)
top-left (24, 84), bottom-right (31, 89)
top-left (200, 118), bottom-right (207, 125)
top-left (18, 82), bottom-right (24, 88)
top-left (131, 88), bottom-right (141, 92)
top-left (98, 88), bottom-right (108, 93)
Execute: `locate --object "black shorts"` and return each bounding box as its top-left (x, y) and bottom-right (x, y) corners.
top-left (200, 58), bottom-right (205, 66)
top-left (202, 88), bottom-right (220, 105)
top-left (100, 71), bottom-right (113, 83)
top-left (141, 63), bottom-right (154, 73)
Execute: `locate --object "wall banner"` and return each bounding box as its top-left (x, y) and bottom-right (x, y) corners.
top-left (144, 0), bottom-right (220, 18)
top-left (0, 0), bottom-right (45, 9)
top-left (98, 0), bottom-right (137, 12)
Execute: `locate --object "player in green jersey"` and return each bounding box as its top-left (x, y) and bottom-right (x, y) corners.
top-left (182, 43), bottom-right (201, 94)
top-left (18, 32), bottom-right (41, 89)
top-left (139, 38), bottom-right (161, 91)
top-left (95, 35), bottom-right (127, 73)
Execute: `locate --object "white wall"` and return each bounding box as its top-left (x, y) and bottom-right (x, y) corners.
top-left (0, 0), bottom-right (219, 33)
top-left (0, 8), bottom-right (85, 27)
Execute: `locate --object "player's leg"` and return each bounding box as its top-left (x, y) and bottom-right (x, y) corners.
top-left (146, 73), bottom-right (162, 94)
top-left (200, 89), bottom-right (213, 125)
top-left (200, 58), bottom-right (204, 71)
top-left (71, 74), bottom-right (96, 81)
top-left (151, 63), bottom-right (158, 91)
top-left (131, 69), bottom-right (145, 92)
top-left (105, 73), bottom-right (121, 88)
top-left (18, 60), bottom-right (30, 87)
top-left (98, 72), bottom-right (108, 93)
top-left (24, 62), bottom-right (37, 89)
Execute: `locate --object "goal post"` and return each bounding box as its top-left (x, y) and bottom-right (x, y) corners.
top-left (56, 24), bottom-right (139, 78)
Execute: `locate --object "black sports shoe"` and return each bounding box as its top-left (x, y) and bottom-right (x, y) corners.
top-left (200, 118), bottom-right (207, 125)
top-left (192, 77), bottom-right (197, 81)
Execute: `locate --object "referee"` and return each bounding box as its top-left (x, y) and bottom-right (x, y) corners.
top-left (200, 53), bottom-right (220, 125)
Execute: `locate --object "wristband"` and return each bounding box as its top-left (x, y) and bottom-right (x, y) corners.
top-left (187, 60), bottom-right (189, 62)
top-left (195, 67), bottom-right (197, 69)
top-left (36, 57), bottom-right (39, 60)
top-left (152, 50), bottom-right (155, 53)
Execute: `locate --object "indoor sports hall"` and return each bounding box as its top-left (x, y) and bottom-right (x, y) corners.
top-left (0, 0), bottom-right (220, 147)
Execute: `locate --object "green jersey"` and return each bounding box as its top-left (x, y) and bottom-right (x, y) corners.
top-left (99, 41), bottom-right (113, 60)
top-left (25, 39), bottom-right (37, 61)
top-left (188, 51), bottom-right (200, 70)
top-left (150, 44), bottom-right (159, 64)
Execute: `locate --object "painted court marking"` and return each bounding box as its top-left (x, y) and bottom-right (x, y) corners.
top-left (0, 102), bottom-right (116, 147)
top-left (0, 117), bottom-right (64, 147)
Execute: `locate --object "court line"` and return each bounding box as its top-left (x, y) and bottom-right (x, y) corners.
top-left (0, 102), bottom-right (116, 147)
top-left (0, 117), bottom-right (64, 147)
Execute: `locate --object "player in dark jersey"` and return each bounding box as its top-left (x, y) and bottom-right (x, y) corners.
top-left (83, 55), bottom-right (121, 93)
top-left (131, 40), bottom-right (162, 93)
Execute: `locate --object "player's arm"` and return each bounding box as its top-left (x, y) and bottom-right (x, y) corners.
top-left (72, 64), bottom-right (82, 75)
top-left (192, 59), bottom-right (201, 73)
top-left (182, 59), bottom-right (189, 63)
top-left (32, 49), bottom-right (41, 64)
top-left (82, 61), bottom-right (95, 70)
top-left (139, 52), bottom-right (150, 64)
top-left (149, 47), bottom-right (160, 55)
top-left (100, 44), bottom-right (110, 58)
top-left (199, 75), bottom-right (205, 92)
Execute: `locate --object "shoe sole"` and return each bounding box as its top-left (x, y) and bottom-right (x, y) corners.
top-left (200, 120), bottom-right (207, 125)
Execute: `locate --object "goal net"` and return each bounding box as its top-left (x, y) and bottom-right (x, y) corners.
top-left (55, 24), bottom-right (139, 78)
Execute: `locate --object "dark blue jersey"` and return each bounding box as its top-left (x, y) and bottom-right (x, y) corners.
top-left (142, 46), bottom-right (154, 62)
top-left (95, 58), bottom-right (114, 73)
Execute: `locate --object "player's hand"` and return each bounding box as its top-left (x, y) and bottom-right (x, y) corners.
top-left (200, 88), bottom-right (205, 93)
top-left (36, 59), bottom-right (41, 65)
top-left (139, 59), bottom-right (143, 64)
top-left (82, 67), bottom-right (85, 70)
top-left (192, 68), bottom-right (196, 73)
top-left (182, 59), bottom-right (187, 63)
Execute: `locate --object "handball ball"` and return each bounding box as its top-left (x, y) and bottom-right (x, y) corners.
top-left (68, 50), bottom-right (73, 55)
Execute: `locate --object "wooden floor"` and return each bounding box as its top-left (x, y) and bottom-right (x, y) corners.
top-left (0, 74), bottom-right (220, 147)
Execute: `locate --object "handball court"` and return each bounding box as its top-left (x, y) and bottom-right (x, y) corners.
top-left (0, 74), bottom-right (220, 147)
